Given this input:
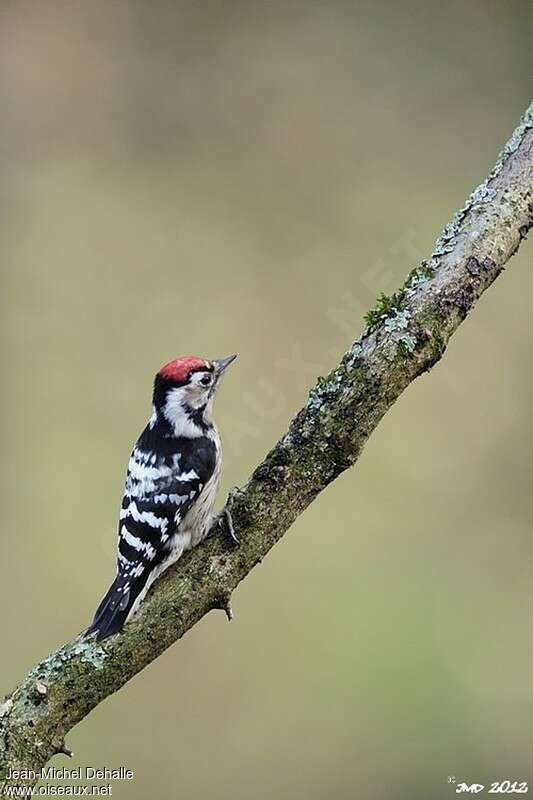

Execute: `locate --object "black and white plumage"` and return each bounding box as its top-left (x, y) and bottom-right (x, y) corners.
top-left (87, 354), bottom-right (236, 641)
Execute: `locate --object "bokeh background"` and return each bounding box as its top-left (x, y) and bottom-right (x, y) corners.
top-left (1, 2), bottom-right (532, 798)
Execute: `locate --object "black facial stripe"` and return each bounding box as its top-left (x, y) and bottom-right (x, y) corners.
top-left (186, 404), bottom-right (210, 433)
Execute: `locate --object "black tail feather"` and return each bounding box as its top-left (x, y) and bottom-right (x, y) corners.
top-left (86, 574), bottom-right (145, 641)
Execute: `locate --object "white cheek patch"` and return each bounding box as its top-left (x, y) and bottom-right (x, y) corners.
top-left (162, 386), bottom-right (212, 436)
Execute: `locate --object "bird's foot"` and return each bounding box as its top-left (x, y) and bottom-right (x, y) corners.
top-left (219, 486), bottom-right (242, 547)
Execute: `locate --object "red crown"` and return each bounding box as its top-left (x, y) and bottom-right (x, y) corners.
top-left (158, 356), bottom-right (208, 382)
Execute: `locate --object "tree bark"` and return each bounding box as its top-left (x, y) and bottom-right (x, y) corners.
top-left (1, 101), bottom-right (532, 791)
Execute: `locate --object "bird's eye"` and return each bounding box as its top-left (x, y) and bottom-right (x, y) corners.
top-left (200, 374), bottom-right (211, 386)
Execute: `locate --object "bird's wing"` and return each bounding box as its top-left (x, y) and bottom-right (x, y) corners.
top-left (117, 440), bottom-right (215, 579)
top-left (87, 437), bottom-right (216, 640)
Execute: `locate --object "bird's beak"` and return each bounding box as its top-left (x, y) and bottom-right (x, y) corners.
top-left (212, 354), bottom-right (238, 374)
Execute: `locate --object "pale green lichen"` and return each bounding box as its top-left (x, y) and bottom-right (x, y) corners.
top-left (384, 309), bottom-right (411, 333)
top-left (491, 102), bottom-right (533, 175)
top-left (343, 342), bottom-right (365, 370)
top-left (405, 272), bottom-right (429, 297)
top-left (432, 103), bottom-right (532, 259)
top-left (397, 333), bottom-right (418, 356)
top-left (364, 262), bottom-right (436, 331)
top-left (380, 309), bottom-right (418, 357)
top-left (433, 207), bottom-right (466, 256)
top-left (469, 183), bottom-right (497, 205)
top-left (307, 368), bottom-right (346, 411)
top-left (27, 642), bottom-right (108, 684)
top-left (71, 642), bottom-right (109, 669)
top-left (406, 261), bottom-right (435, 290)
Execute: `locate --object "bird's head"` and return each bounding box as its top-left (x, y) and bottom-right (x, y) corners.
top-left (152, 354), bottom-right (237, 434)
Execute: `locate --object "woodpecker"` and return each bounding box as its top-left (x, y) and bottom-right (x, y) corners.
top-left (86, 354), bottom-right (237, 641)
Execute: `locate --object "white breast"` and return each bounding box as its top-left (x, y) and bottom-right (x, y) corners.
top-left (182, 426), bottom-right (222, 548)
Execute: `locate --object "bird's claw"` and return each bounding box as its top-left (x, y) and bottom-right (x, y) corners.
top-left (223, 507), bottom-right (239, 546)
top-left (220, 487), bottom-right (241, 547)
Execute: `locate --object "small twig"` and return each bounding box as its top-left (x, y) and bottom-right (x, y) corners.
top-left (214, 591), bottom-right (234, 622)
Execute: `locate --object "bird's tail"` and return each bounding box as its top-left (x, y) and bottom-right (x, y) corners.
top-left (85, 574), bottom-right (145, 641)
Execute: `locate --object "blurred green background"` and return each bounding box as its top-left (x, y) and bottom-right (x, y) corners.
top-left (1, 2), bottom-right (532, 798)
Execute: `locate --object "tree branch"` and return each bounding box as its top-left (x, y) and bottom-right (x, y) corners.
top-left (1, 102), bottom-right (532, 789)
